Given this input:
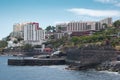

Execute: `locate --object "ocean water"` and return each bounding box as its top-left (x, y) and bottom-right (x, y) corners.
top-left (0, 56), bottom-right (120, 80)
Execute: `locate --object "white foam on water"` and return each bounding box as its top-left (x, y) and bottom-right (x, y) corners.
top-left (48, 65), bottom-right (67, 70)
top-left (99, 70), bottom-right (120, 75)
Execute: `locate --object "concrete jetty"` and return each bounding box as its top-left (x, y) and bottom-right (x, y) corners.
top-left (8, 58), bottom-right (66, 66)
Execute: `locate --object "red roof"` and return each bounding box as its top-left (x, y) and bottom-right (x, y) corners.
top-left (44, 48), bottom-right (52, 50)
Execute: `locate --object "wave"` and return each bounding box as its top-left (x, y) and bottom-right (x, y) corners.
top-left (99, 70), bottom-right (120, 75)
top-left (47, 65), bottom-right (67, 70)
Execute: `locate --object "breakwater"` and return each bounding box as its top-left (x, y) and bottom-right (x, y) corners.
top-left (8, 58), bottom-right (66, 66)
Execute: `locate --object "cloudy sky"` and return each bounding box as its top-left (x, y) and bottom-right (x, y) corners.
top-left (0, 0), bottom-right (120, 40)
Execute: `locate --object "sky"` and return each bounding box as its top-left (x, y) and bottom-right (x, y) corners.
top-left (0, 0), bottom-right (120, 40)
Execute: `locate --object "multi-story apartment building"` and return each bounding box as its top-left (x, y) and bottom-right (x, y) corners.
top-left (67, 21), bottom-right (88, 32)
top-left (13, 23), bottom-right (24, 32)
top-left (11, 23), bottom-right (26, 38)
top-left (100, 17), bottom-right (112, 26)
top-left (56, 23), bottom-right (67, 32)
top-left (24, 22), bottom-right (45, 45)
top-left (54, 18), bottom-right (112, 38)
top-left (67, 21), bottom-right (104, 32)
top-left (56, 18), bottom-right (112, 33)
top-left (54, 32), bottom-right (68, 39)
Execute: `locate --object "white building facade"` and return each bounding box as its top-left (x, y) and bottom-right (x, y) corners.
top-left (56, 23), bottom-right (67, 32)
top-left (100, 17), bottom-right (112, 26)
top-left (55, 18), bottom-right (112, 33)
top-left (24, 22), bottom-right (45, 45)
top-left (67, 21), bottom-right (103, 32)
top-left (54, 18), bottom-right (112, 38)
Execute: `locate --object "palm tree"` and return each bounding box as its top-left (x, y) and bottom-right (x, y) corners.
top-left (45, 26), bottom-right (52, 32)
top-left (45, 26), bottom-right (56, 32)
top-left (51, 26), bottom-right (56, 32)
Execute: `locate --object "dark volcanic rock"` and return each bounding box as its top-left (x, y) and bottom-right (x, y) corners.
top-left (66, 45), bottom-right (117, 70)
top-left (96, 61), bottom-right (120, 72)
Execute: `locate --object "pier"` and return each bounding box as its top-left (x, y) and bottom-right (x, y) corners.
top-left (8, 58), bottom-right (66, 66)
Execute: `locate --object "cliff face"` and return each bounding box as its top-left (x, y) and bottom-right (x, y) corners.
top-left (66, 45), bottom-right (117, 69)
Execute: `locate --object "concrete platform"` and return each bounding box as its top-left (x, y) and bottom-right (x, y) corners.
top-left (8, 58), bottom-right (66, 66)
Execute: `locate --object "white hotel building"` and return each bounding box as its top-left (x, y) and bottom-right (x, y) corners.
top-left (100, 17), bottom-right (112, 26)
top-left (67, 21), bottom-right (89, 32)
top-left (55, 18), bottom-right (112, 38)
top-left (56, 18), bottom-right (112, 33)
top-left (24, 22), bottom-right (45, 45)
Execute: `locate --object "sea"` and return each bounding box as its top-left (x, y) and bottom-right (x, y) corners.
top-left (0, 56), bottom-right (120, 80)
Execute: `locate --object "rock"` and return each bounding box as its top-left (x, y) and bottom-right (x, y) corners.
top-left (95, 61), bottom-right (120, 72)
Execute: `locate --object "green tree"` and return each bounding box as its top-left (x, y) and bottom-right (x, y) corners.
top-left (45, 26), bottom-right (52, 32)
top-left (71, 36), bottom-right (79, 44)
top-left (21, 44), bottom-right (33, 51)
top-left (5, 35), bottom-right (10, 41)
top-left (45, 26), bottom-right (56, 32)
top-left (51, 26), bottom-right (56, 32)
top-left (113, 20), bottom-right (120, 28)
top-left (13, 40), bottom-right (18, 44)
top-left (0, 41), bottom-right (8, 48)
top-left (17, 37), bottom-right (23, 42)
top-left (57, 26), bottom-right (62, 32)
top-left (102, 23), bottom-right (108, 28)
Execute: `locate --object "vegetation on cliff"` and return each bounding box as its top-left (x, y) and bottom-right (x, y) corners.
top-left (71, 27), bottom-right (120, 46)
top-left (0, 40), bottom-right (8, 53)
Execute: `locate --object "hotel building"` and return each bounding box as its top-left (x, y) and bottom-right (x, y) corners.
top-left (100, 17), bottom-right (112, 26)
top-left (24, 22), bottom-right (45, 45)
top-left (55, 18), bottom-right (112, 38)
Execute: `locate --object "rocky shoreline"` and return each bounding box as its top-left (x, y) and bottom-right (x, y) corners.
top-left (66, 61), bottom-right (120, 73)
top-left (65, 45), bottom-right (120, 73)
top-left (95, 61), bottom-right (120, 73)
